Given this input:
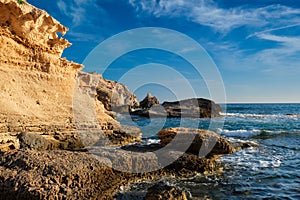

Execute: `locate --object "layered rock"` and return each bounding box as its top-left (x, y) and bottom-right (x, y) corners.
top-left (96, 73), bottom-right (139, 111)
top-left (74, 72), bottom-right (142, 147)
top-left (0, 0), bottom-right (141, 151)
top-left (0, 0), bottom-right (81, 138)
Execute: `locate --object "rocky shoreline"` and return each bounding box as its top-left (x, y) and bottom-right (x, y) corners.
top-left (0, 127), bottom-right (239, 199)
top-left (0, 1), bottom-right (245, 199)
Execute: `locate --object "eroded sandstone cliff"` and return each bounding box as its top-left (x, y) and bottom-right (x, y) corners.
top-left (0, 0), bottom-right (140, 151)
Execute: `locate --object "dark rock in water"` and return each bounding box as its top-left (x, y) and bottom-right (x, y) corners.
top-left (162, 98), bottom-right (222, 118)
top-left (158, 128), bottom-right (234, 157)
top-left (131, 105), bottom-right (167, 118)
top-left (140, 93), bottom-right (159, 109)
top-left (145, 181), bottom-right (190, 200)
top-left (161, 151), bottom-right (221, 175)
top-left (131, 98), bottom-right (222, 118)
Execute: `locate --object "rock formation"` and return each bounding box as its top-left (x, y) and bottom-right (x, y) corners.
top-left (158, 127), bottom-right (234, 157)
top-left (139, 93), bottom-right (159, 109)
top-left (145, 181), bottom-right (190, 200)
top-left (0, 0), bottom-right (141, 151)
top-left (96, 73), bottom-right (139, 111)
top-left (0, 1), bottom-right (238, 199)
top-left (162, 98), bottom-right (222, 118)
top-left (0, 150), bottom-right (130, 200)
top-left (131, 98), bottom-right (222, 118)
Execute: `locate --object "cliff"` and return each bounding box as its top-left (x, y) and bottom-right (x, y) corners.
top-left (0, 0), bottom-right (140, 151)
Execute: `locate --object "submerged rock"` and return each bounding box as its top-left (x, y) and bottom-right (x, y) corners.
top-left (145, 181), bottom-right (190, 200)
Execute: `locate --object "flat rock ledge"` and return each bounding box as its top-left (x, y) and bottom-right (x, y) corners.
top-left (0, 127), bottom-right (236, 200)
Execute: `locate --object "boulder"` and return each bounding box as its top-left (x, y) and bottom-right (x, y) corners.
top-left (158, 128), bottom-right (234, 157)
top-left (140, 93), bottom-right (159, 109)
top-left (145, 181), bottom-right (190, 200)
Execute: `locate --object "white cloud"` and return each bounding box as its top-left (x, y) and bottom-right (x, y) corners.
top-left (254, 33), bottom-right (300, 66)
top-left (128, 0), bottom-right (300, 34)
top-left (57, 0), bottom-right (67, 15)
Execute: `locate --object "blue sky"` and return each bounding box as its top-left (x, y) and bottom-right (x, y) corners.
top-left (27, 0), bottom-right (300, 103)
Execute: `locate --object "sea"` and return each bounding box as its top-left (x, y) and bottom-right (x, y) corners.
top-left (117, 104), bottom-right (300, 200)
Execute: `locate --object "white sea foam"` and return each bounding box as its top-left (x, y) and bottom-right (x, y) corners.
top-left (220, 112), bottom-right (300, 120)
top-left (217, 128), bottom-right (286, 138)
top-left (217, 128), bottom-right (261, 138)
top-left (145, 139), bottom-right (160, 145)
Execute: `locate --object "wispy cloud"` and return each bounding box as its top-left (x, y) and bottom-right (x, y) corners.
top-left (254, 33), bottom-right (300, 67)
top-left (57, 0), bottom-right (96, 26)
top-left (247, 23), bottom-right (300, 39)
top-left (128, 0), bottom-right (300, 34)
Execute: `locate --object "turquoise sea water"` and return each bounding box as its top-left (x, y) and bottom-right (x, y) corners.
top-left (118, 104), bottom-right (300, 199)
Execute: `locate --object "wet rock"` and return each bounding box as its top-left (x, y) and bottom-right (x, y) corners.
top-left (158, 128), bottom-right (234, 157)
top-left (145, 181), bottom-right (190, 200)
top-left (140, 93), bottom-right (159, 109)
top-left (161, 151), bottom-right (220, 175)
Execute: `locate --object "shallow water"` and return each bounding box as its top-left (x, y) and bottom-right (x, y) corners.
top-left (117, 104), bottom-right (300, 199)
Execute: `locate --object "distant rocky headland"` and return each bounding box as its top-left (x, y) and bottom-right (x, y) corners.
top-left (0, 0), bottom-right (242, 199)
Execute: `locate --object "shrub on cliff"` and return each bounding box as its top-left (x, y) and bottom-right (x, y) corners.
top-left (17, 0), bottom-right (26, 5)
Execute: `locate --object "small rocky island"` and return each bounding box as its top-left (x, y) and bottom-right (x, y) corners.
top-left (130, 93), bottom-right (222, 118)
top-left (0, 1), bottom-right (242, 199)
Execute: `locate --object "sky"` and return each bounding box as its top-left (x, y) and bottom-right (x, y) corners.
top-left (27, 0), bottom-right (300, 103)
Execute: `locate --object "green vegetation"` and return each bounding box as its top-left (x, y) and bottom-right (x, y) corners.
top-left (17, 0), bottom-right (26, 5)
